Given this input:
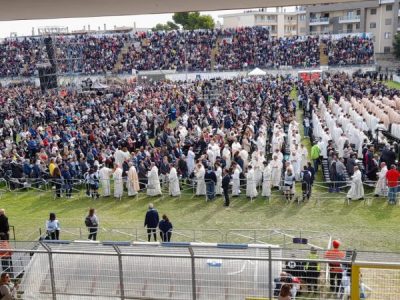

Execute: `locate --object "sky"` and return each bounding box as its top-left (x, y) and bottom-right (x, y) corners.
top-left (0, 10), bottom-right (246, 38)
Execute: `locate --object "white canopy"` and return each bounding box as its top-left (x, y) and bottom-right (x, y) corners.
top-left (92, 81), bottom-right (109, 90)
top-left (248, 68), bottom-right (266, 76)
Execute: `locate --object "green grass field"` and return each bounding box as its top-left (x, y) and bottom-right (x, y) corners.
top-left (1, 86), bottom-right (399, 252)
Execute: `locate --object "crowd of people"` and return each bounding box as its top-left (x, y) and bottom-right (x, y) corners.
top-left (0, 29), bottom-right (376, 77)
top-left (215, 28), bottom-right (320, 70)
top-left (299, 72), bottom-right (400, 203)
top-left (323, 36), bottom-right (374, 66)
top-left (120, 30), bottom-right (216, 72)
top-left (0, 74), bottom-right (308, 205)
top-left (54, 34), bottom-right (128, 74)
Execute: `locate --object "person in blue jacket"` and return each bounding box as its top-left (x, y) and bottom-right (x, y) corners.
top-left (144, 203), bottom-right (159, 242)
top-left (158, 214), bottom-right (173, 242)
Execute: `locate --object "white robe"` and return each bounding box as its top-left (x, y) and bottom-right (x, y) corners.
top-left (168, 167), bottom-right (181, 197)
top-left (187, 150), bottom-right (195, 175)
top-left (232, 167), bottom-right (241, 196)
top-left (113, 167), bottom-right (124, 198)
top-left (99, 167), bottom-right (112, 197)
top-left (222, 147), bottom-right (231, 169)
top-left (270, 159), bottom-right (283, 187)
top-left (127, 166), bottom-right (139, 196)
top-left (195, 166), bottom-right (206, 196)
top-left (374, 166), bottom-right (388, 196)
top-left (262, 165), bottom-right (272, 197)
top-left (347, 170), bottom-right (364, 200)
top-left (147, 166), bottom-right (162, 196)
top-left (246, 169), bottom-right (258, 198)
top-left (215, 166), bottom-right (222, 195)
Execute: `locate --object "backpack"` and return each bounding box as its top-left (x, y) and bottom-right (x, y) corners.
top-left (85, 216), bottom-right (92, 227)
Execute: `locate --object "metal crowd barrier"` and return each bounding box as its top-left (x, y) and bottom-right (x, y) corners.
top-left (0, 176), bottom-right (398, 206)
top-left (0, 241), bottom-right (399, 300)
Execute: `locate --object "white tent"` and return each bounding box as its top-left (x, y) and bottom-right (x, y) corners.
top-left (92, 81), bottom-right (109, 90)
top-left (248, 68), bottom-right (266, 76)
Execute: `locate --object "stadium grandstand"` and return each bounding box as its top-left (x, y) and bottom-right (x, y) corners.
top-left (0, 0), bottom-right (400, 300)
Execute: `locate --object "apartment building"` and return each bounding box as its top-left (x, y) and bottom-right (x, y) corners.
top-left (219, 8), bottom-right (307, 38)
top-left (306, 0), bottom-right (399, 53)
top-left (219, 0), bottom-right (400, 53)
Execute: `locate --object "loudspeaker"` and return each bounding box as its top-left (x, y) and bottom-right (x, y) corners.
top-left (38, 64), bottom-right (58, 93)
top-left (44, 37), bottom-right (56, 66)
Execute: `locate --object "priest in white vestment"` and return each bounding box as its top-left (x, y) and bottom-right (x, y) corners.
top-left (246, 165), bottom-right (258, 199)
top-left (271, 155), bottom-right (283, 188)
top-left (127, 163), bottom-right (140, 196)
top-left (147, 163), bottom-right (162, 196)
top-left (374, 162), bottom-right (388, 196)
top-left (262, 162), bottom-right (272, 198)
top-left (99, 165), bottom-right (113, 197)
top-left (168, 165), bottom-right (181, 197)
top-left (347, 166), bottom-right (364, 200)
top-left (194, 163), bottom-right (206, 196)
top-left (222, 145), bottom-right (231, 169)
top-left (113, 164), bottom-right (124, 199)
top-left (215, 164), bottom-right (223, 195)
top-left (187, 147), bottom-right (195, 175)
top-left (232, 163), bottom-right (241, 196)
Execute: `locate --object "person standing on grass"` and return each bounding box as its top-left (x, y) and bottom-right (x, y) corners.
top-left (46, 213), bottom-right (60, 240)
top-left (144, 203), bottom-right (159, 242)
top-left (85, 208), bottom-right (99, 241)
top-left (386, 164), bottom-right (400, 204)
top-left (222, 169), bottom-right (231, 207)
top-left (310, 143), bottom-right (321, 173)
top-left (158, 214), bottom-right (173, 242)
top-left (0, 210), bottom-right (10, 241)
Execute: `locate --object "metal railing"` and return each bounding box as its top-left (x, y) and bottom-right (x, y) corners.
top-left (0, 177), bottom-right (397, 206)
top-left (1, 241), bottom-right (399, 300)
top-left (310, 17), bottom-right (330, 24)
top-left (338, 15), bottom-right (361, 22)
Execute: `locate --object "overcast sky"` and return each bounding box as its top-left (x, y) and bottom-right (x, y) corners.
top-left (0, 10), bottom-right (247, 38)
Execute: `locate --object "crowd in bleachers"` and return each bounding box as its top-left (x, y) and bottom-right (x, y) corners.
top-left (0, 29), bottom-right (376, 77)
top-left (0, 37), bottom-right (46, 77)
top-left (323, 36), bottom-right (374, 66)
top-left (215, 27), bottom-right (320, 70)
top-left (54, 34), bottom-right (128, 74)
top-left (120, 30), bottom-right (217, 72)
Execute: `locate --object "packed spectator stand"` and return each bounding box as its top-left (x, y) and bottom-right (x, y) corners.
top-left (0, 28), bottom-right (375, 78)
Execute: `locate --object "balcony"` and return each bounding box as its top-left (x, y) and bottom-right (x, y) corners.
top-left (309, 17), bottom-right (329, 25)
top-left (339, 15), bottom-right (361, 23)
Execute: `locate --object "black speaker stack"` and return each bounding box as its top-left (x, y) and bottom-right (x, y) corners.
top-left (38, 37), bottom-right (58, 92)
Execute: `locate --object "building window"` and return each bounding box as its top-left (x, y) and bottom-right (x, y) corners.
top-left (385, 18), bottom-right (392, 25)
top-left (384, 46), bottom-right (391, 53)
top-left (370, 8), bottom-right (376, 15)
top-left (299, 14), bottom-right (306, 21)
top-left (356, 23), bottom-right (360, 30)
top-left (370, 22), bottom-right (376, 28)
top-left (384, 32), bottom-right (392, 39)
top-left (386, 4), bottom-right (392, 11)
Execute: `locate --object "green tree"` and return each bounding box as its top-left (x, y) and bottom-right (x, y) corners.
top-left (152, 21), bottom-right (179, 32)
top-left (173, 12), bottom-right (215, 30)
top-left (393, 33), bottom-right (400, 59)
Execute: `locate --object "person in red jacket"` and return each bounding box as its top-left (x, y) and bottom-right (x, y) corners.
top-left (324, 240), bottom-right (345, 294)
top-left (386, 165), bottom-right (400, 204)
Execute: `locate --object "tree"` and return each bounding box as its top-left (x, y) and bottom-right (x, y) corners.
top-left (152, 21), bottom-right (179, 32)
top-left (393, 33), bottom-right (400, 59)
top-left (173, 12), bottom-right (215, 30)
